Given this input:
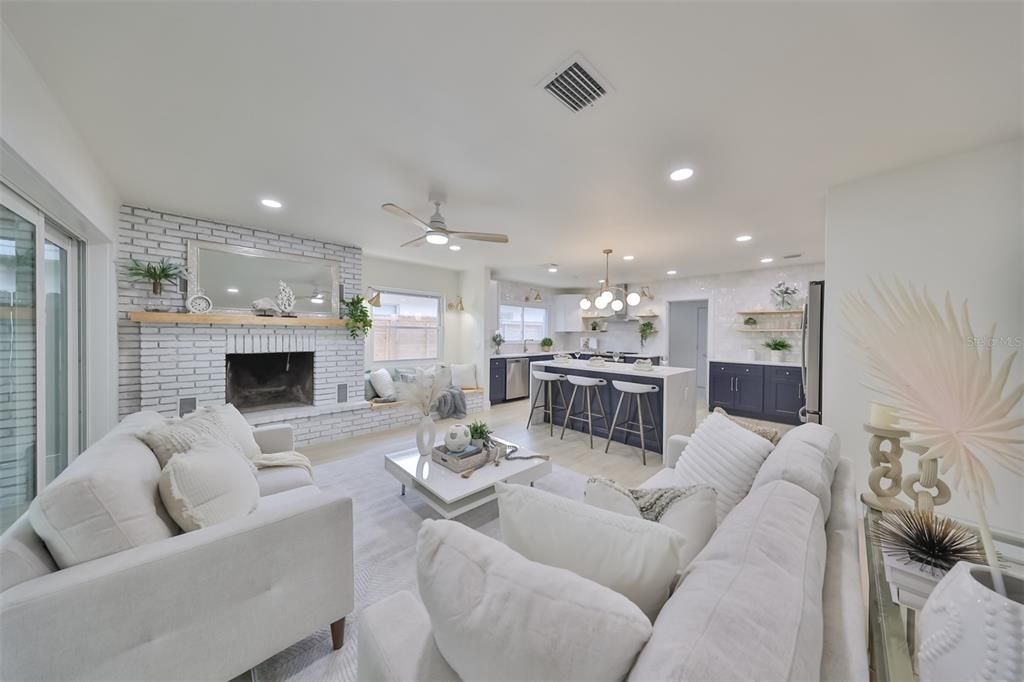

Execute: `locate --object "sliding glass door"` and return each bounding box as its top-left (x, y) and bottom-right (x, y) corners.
top-left (0, 185), bottom-right (82, 530)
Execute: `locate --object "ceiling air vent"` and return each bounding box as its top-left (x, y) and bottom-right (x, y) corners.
top-left (783, 253), bottom-right (803, 260)
top-left (540, 55), bottom-right (610, 112)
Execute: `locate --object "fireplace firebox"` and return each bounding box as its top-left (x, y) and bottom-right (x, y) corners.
top-left (226, 352), bottom-right (314, 411)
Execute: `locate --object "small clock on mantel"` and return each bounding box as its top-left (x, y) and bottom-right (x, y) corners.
top-left (186, 289), bottom-right (213, 314)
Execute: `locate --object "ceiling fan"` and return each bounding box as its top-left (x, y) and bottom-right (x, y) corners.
top-left (381, 201), bottom-right (510, 247)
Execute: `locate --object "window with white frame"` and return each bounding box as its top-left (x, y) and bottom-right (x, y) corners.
top-left (370, 290), bottom-right (442, 362)
top-left (499, 304), bottom-right (547, 343)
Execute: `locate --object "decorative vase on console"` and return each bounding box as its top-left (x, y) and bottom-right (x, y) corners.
top-left (399, 368), bottom-right (446, 457)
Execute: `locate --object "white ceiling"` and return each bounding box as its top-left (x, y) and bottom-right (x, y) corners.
top-left (2, 1), bottom-right (1020, 286)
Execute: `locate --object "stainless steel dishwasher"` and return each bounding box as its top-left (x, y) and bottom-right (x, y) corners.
top-left (505, 357), bottom-right (530, 400)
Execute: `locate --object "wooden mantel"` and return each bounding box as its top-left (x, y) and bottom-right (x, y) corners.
top-left (128, 311), bottom-right (348, 328)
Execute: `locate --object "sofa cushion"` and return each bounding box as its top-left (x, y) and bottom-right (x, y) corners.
top-left (141, 409), bottom-right (243, 468)
top-left (638, 467), bottom-right (679, 490)
top-left (0, 515), bottom-right (58, 592)
top-left (256, 465), bottom-right (315, 497)
top-left (584, 477), bottom-right (717, 552)
top-left (369, 367), bottom-right (396, 400)
top-left (198, 403), bottom-right (261, 459)
top-left (674, 411), bottom-right (774, 522)
top-left (713, 406), bottom-right (781, 444)
top-left (628, 480), bottom-right (826, 682)
top-left (158, 439), bottom-right (260, 532)
top-left (751, 422), bottom-right (840, 519)
top-left (497, 481), bottom-right (687, 621)
top-left (417, 519), bottom-right (652, 682)
top-left (28, 411), bottom-right (179, 569)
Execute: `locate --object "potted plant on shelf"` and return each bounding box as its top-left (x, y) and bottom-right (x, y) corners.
top-left (763, 337), bottom-right (792, 362)
top-left (343, 295), bottom-right (373, 339)
top-left (743, 316), bottom-right (758, 327)
top-left (540, 337), bottom-right (554, 352)
top-left (126, 258), bottom-right (183, 296)
top-left (468, 420), bottom-right (493, 449)
top-left (638, 320), bottom-right (657, 349)
top-left (492, 332), bottom-right (505, 354)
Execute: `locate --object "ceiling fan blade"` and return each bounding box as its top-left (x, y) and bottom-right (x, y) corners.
top-left (400, 235), bottom-right (427, 248)
top-left (382, 203), bottom-right (430, 232)
top-left (448, 231), bottom-right (510, 243)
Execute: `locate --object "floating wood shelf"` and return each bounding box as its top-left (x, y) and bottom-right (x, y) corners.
top-left (736, 327), bottom-right (802, 332)
top-left (128, 311), bottom-right (348, 328)
top-left (736, 310), bottom-right (803, 316)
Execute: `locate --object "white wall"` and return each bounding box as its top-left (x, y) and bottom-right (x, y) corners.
top-left (1, 22), bottom-right (121, 442)
top-left (824, 139), bottom-right (1023, 536)
top-left (362, 255), bottom-right (464, 365)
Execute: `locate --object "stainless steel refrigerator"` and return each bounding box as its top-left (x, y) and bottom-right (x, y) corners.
top-left (801, 280), bottom-right (824, 424)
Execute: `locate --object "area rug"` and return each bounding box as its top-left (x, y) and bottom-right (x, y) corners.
top-left (252, 448), bottom-right (586, 681)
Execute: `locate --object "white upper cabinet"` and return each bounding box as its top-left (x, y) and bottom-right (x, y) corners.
top-left (552, 294), bottom-right (585, 332)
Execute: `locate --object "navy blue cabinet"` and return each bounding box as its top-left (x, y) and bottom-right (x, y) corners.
top-left (709, 362), bottom-right (801, 425)
top-left (489, 358), bottom-right (506, 404)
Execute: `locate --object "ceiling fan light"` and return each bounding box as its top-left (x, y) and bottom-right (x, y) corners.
top-left (610, 298), bottom-right (624, 312)
top-left (626, 292), bottom-right (641, 306)
top-left (425, 231), bottom-right (449, 245)
top-left (579, 297), bottom-right (592, 310)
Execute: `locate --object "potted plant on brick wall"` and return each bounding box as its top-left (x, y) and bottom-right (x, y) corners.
top-left (127, 258), bottom-right (183, 296)
top-left (343, 295), bottom-right (373, 339)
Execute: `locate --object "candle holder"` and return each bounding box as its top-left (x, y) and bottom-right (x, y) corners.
top-left (901, 444), bottom-right (951, 513)
top-left (861, 423), bottom-right (911, 512)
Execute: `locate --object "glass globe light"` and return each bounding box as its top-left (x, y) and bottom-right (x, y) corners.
top-left (594, 296), bottom-right (609, 310)
top-left (579, 297), bottom-right (592, 310)
top-left (598, 290), bottom-right (613, 305)
top-left (610, 298), bottom-right (624, 312)
top-left (626, 292), bottom-right (641, 306)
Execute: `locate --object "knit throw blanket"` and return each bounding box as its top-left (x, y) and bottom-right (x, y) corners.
top-left (252, 450), bottom-right (313, 477)
top-left (434, 386), bottom-right (467, 420)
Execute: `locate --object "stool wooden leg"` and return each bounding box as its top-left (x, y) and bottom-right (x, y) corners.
top-left (594, 387), bottom-right (608, 427)
top-left (644, 393), bottom-right (661, 453)
top-left (560, 385), bottom-right (579, 440)
top-left (605, 393), bottom-right (625, 453)
top-left (547, 382), bottom-right (554, 436)
top-left (586, 387), bottom-right (594, 449)
top-left (636, 394), bottom-right (646, 465)
top-left (526, 382), bottom-right (543, 429)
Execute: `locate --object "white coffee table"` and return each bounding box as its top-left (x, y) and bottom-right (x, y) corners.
top-left (384, 447), bottom-right (552, 519)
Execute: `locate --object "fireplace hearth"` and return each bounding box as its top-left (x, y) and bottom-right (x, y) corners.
top-left (226, 352), bottom-right (314, 411)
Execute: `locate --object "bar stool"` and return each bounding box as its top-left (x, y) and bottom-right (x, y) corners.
top-left (560, 376), bottom-right (609, 448)
top-left (526, 370), bottom-right (569, 437)
top-left (604, 380), bottom-right (661, 465)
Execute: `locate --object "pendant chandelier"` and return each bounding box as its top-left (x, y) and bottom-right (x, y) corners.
top-left (579, 249), bottom-right (639, 312)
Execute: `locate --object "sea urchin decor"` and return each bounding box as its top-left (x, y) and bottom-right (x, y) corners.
top-left (874, 510), bottom-right (987, 573)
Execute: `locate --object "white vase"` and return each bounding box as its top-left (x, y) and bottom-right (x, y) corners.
top-left (919, 562), bottom-right (1023, 681)
top-left (770, 350), bottom-right (784, 362)
top-left (416, 416), bottom-right (436, 457)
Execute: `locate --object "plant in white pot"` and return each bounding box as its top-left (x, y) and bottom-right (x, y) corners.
top-left (398, 368), bottom-right (446, 457)
top-left (763, 337), bottom-right (792, 362)
top-left (845, 278), bottom-right (1024, 680)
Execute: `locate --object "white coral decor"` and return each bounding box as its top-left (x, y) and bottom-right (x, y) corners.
top-left (844, 278), bottom-right (1024, 596)
top-left (276, 281), bottom-right (296, 313)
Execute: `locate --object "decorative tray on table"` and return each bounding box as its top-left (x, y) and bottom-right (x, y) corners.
top-left (431, 443), bottom-right (486, 473)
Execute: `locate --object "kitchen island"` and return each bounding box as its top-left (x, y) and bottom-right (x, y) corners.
top-left (529, 359), bottom-right (696, 456)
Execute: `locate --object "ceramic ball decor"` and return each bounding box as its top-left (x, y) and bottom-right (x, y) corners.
top-left (444, 424), bottom-right (472, 453)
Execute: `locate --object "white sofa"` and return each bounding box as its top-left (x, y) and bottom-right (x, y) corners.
top-left (358, 423), bottom-right (868, 681)
top-left (0, 411), bottom-right (354, 682)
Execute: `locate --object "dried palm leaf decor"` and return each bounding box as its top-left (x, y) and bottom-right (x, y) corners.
top-left (844, 278), bottom-right (1024, 597)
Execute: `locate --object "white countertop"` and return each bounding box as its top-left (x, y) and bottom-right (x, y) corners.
top-left (491, 351), bottom-right (559, 358)
top-left (711, 358), bottom-right (802, 368)
top-left (531, 358), bottom-right (695, 377)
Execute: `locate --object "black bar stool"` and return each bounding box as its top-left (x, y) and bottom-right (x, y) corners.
top-left (560, 375), bottom-right (609, 449)
top-left (526, 370), bottom-right (569, 437)
top-left (604, 380), bottom-right (661, 465)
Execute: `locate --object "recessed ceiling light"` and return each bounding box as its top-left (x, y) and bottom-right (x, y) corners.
top-left (760, 257), bottom-right (774, 264)
top-left (449, 244), bottom-right (461, 251)
top-left (623, 255), bottom-right (635, 261)
top-left (666, 270), bottom-right (677, 275)
top-left (260, 198), bottom-right (282, 209)
top-left (226, 287), bottom-right (239, 293)
top-left (548, 266), bottom-right (558, 273)
top-left (669, 168), bottom-right (694, 182)
top-left (735, 235), bottom-right (752, 242)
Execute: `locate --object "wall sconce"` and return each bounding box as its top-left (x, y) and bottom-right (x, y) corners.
top-left (447, 295), bottom-right (465, 312)
top-left (366, 288), bottom-right (382, 307)
top-left (525, 288), bottom-right (543, 303)
top-left (625, 286), bottom-right (653, 307)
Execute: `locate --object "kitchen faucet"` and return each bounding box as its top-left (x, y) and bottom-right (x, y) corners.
top-left (523, 338), bottom-right (531, 352)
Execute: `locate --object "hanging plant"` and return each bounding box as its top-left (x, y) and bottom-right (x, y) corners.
top-left (126, 258), bottom-right (183, 295)
top-left (638, 321), bottom-right (657, 348)
top-left (343, 295), bottom-right (373, 339)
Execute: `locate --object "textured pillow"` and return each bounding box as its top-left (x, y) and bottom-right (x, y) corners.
top-left (628, 480), bottom-right (826, 682)
top-left (751, 422), bottom-right (840, 518)
top-left (369, 367), bottom-right (396, 400)
top-left (141, 410), bottom-right (241, 468)
top-left (158, 439), bottom-right (260, 532)
top-left (28, 411), bottom-right (178, 569)
top-left (584, 477), bottom-right (717, 561)
top-left (674, 411), bottom-right (775, 522)
top-left (199, 403), bottom-right (261, 459)
top-left (450, 363), bottom-right (477, 389)
top-left (713, 406), bottom-right (781, 445)
top-left (497, 481), bottom-right (687, 621)
top-left (417, 519), bottom-right (652, 682)
top-left (364, 372), bottom-right (378, 400)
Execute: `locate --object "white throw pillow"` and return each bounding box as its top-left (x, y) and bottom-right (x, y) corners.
top-left (417, 519), bottom-right (652, 682)
top-left (497, 481), bottom-right (686, 621)
top-left (158, 439), bottom-right (260, 532)
top-left (751, 422), bottom-right (840, 519)
top-left (369, 367), bottom-right (396, 401)
top-left (584, 476), bottom-right (717, 564)
top-left (674, 411), bottom-right (775, 522)
top-left (199, 403), bottom-right (261, 459)
top-left (450, 363), bottom-right (477, 389)
top-left (141, 409), bottom-right (242, 468)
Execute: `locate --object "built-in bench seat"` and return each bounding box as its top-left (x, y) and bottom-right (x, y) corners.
top-left (369, 387), bottom-right (484, 410)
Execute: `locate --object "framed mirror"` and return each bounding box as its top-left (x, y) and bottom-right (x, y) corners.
top-left (186, 241), bottom-right (340, 316)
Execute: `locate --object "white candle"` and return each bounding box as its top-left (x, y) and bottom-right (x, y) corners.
top-left (869, 402), bottom-right (898, 428)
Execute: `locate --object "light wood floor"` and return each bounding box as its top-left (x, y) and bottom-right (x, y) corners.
top-left (303, 397), bottom-right (793, 488)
